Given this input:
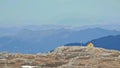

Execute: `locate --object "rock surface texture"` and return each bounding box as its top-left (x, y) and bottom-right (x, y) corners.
top-left (0, 46), bottom-right (120, 68)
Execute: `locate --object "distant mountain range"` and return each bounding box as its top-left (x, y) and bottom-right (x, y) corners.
top-left (0, 25), bottom-right (120, 53)
top-left (0, 24), bottom-right (120, 36)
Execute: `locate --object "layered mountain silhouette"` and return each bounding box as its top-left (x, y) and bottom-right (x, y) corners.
top-left (0, 27), bottom-right (120, 53)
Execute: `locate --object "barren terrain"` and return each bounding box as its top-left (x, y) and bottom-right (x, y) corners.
top-left (0, 46), bottom-right (120, 68)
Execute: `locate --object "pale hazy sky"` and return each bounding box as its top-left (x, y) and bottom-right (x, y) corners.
top-left (0, 0), bottom-right (120, 26)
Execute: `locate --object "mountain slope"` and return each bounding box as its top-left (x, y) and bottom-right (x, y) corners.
top-left (88, 35), bottom-right (120, 50)
top-left (65, 35), bottom-right (120, 50)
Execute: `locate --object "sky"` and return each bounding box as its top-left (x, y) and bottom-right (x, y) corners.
top-left (0, 0), bottom-right (120, 26)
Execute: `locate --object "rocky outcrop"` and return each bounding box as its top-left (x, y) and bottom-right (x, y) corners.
top-left (0, 46), bottom-right (120, 68)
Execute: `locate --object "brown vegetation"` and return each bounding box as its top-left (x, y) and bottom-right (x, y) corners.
top-left (0, 46), bottom-right (120, 68)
